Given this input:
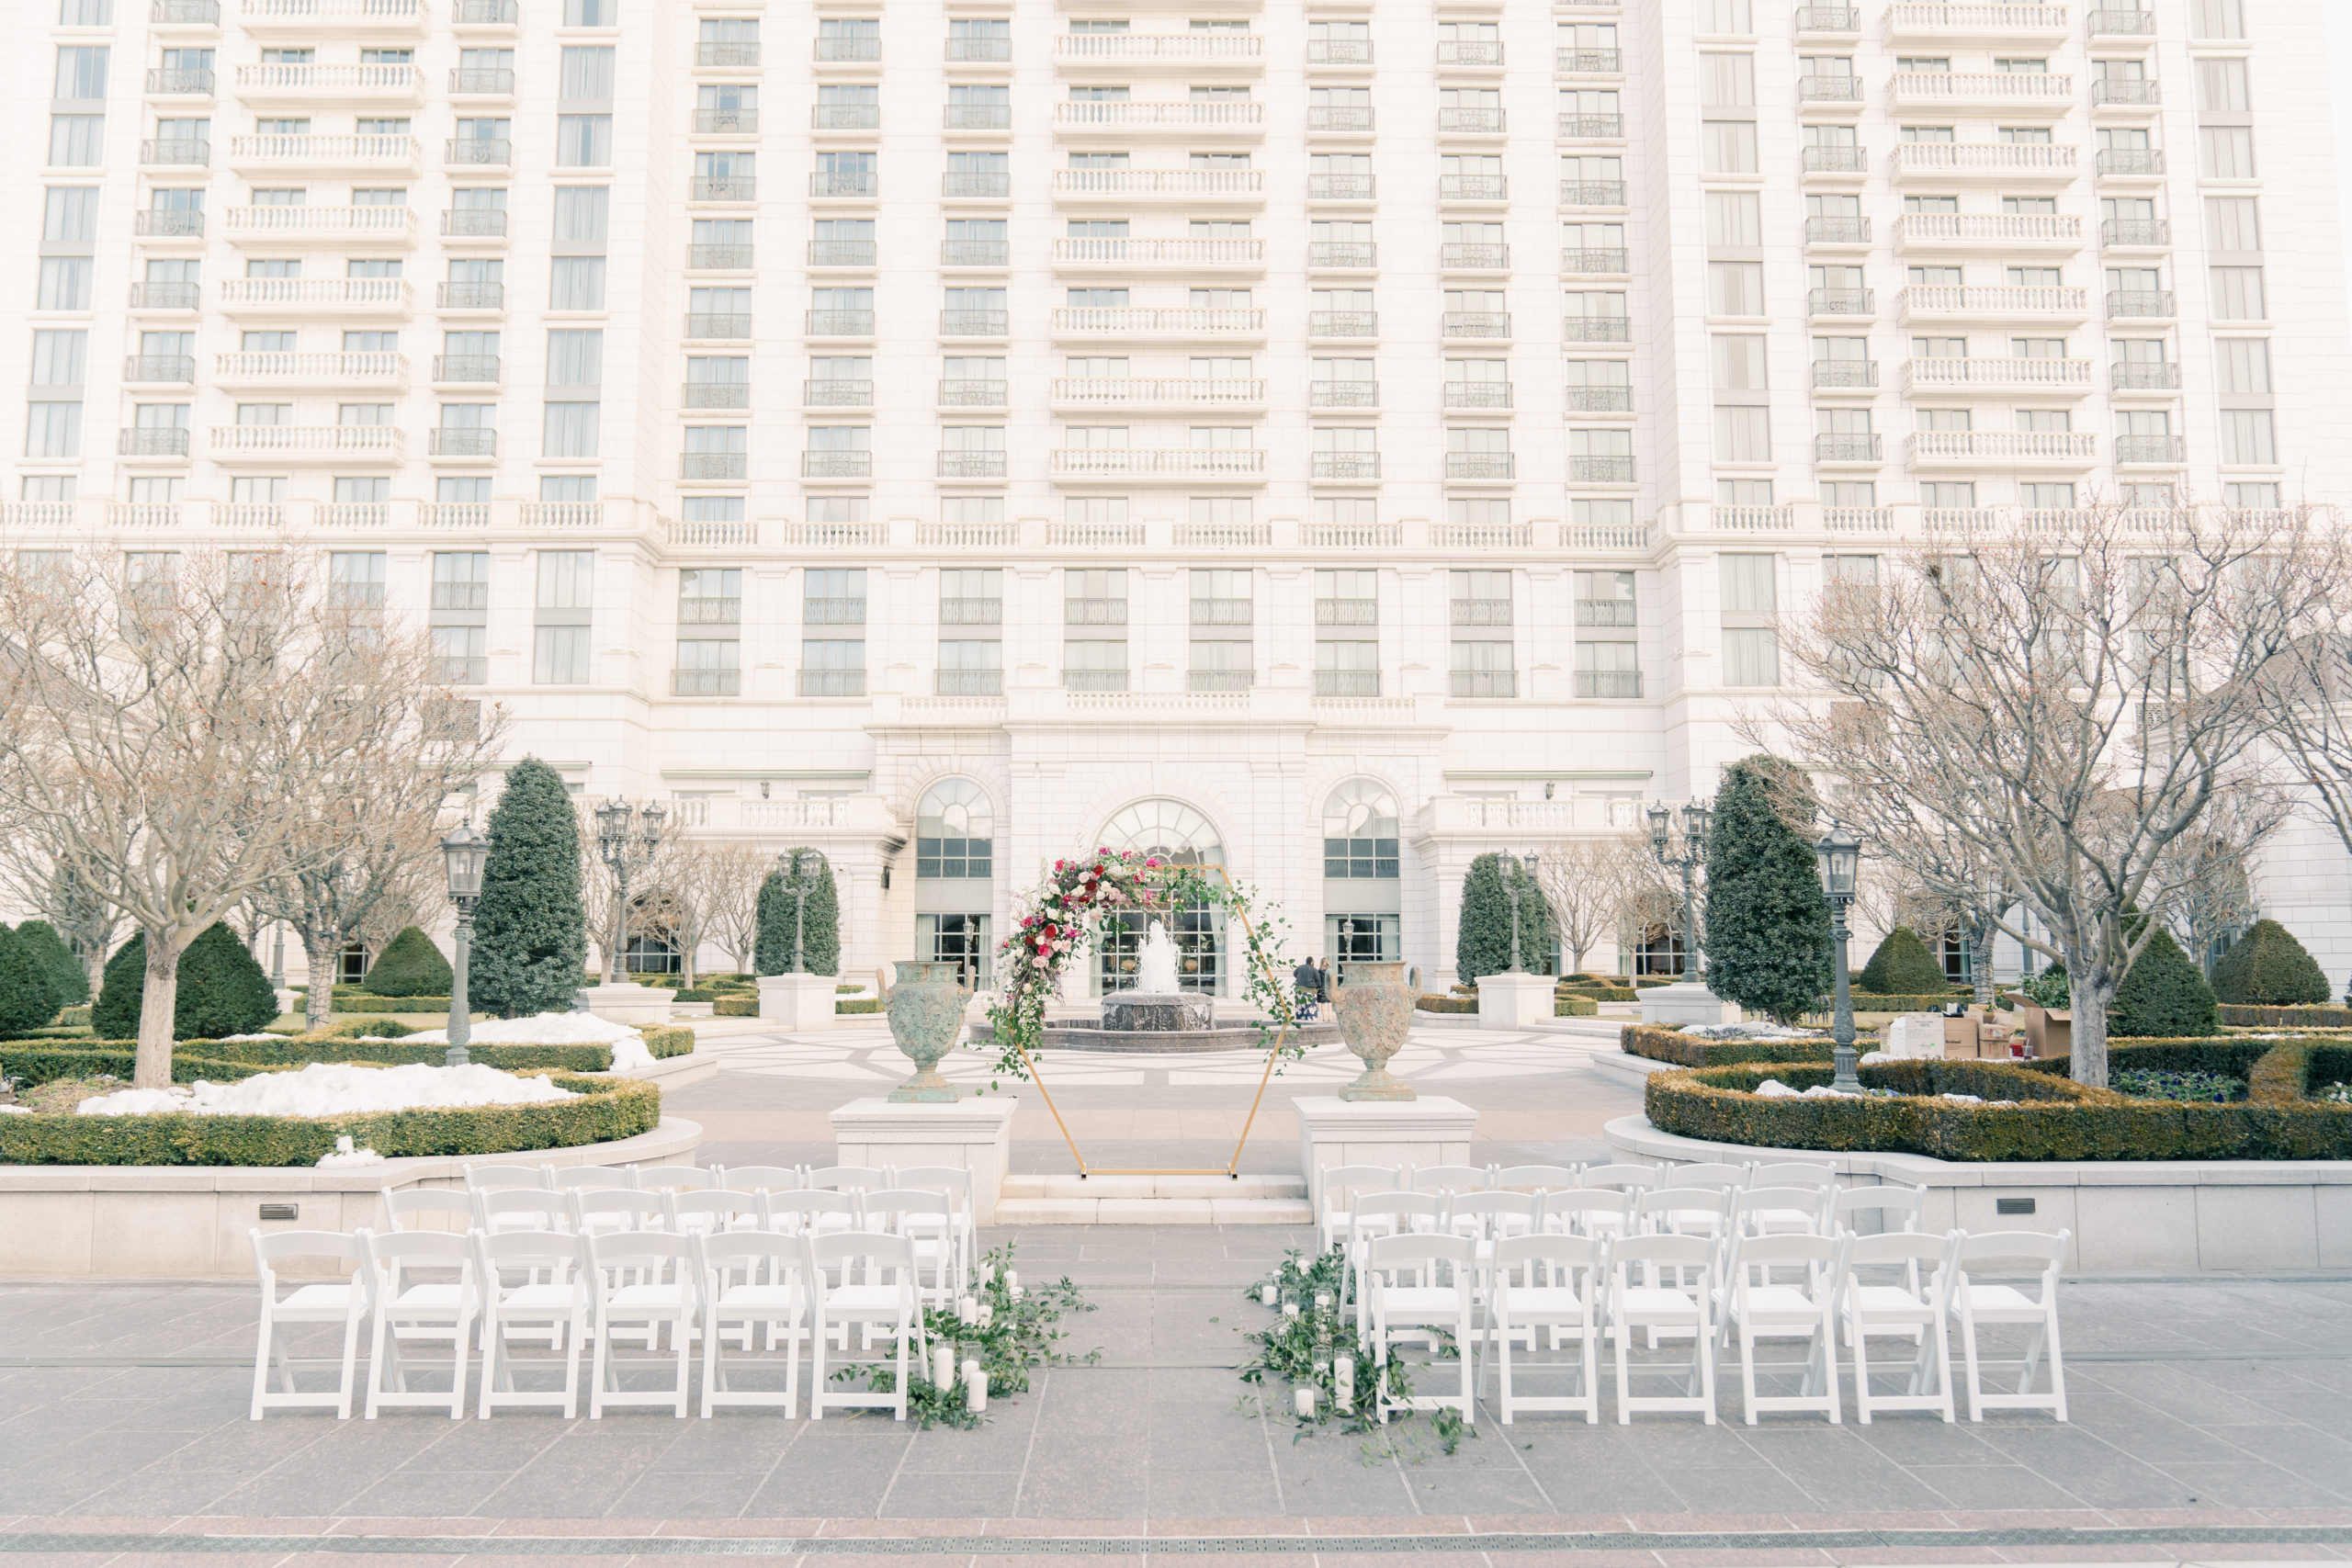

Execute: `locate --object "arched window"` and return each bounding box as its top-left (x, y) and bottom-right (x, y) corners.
top-left (1097, 798), bottom-right (1225, 990)
top-left (1100, 798), bottom-right (1223, 867)
top-left (1322, 780), bottom-right (1399, 878)
top-left (916, 778), bottom-right (993, 879)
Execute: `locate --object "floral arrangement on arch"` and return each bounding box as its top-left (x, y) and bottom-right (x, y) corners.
top-left (982, 847), bottom-right (1301, 1084)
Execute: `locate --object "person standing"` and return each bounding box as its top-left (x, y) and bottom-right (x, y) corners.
top-left (1293, 955), bottom-right (1321, 1021)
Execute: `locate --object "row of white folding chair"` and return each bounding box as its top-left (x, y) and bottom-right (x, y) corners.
top-left (460, 1161), bottom-right (724, 1196)
top-left (250, 1224), bottom-right (929, 1422)
top-left (1316, 1165), bottom-right (1585, 1252)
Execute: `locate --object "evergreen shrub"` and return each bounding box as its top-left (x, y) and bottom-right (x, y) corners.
top-left (469, 759), bottom-right (589, 1018)
top-left (1453, 852), bottom-right (1552, 984)
top-left (362, 927), bottom-right (454, 997)
top-left (91, 924), bottom-right (277, 1043)
top-left (2110, 925), bottom-right (2218, 1039)
top-left (1858, 927), bottom-right (1953, 996)
top-left (2210, 919), bottom-right (2332, 1007)
top-left (755, 851), bottom-right (841, 975)
top-left (14, 921), bottom-right (88, 1007)
top-left (1702, 757), bottom-right (1834, 1022)
top-left (0, 926), bottom-right (62, 1038)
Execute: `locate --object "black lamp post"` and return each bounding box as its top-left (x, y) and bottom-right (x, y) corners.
top-left (439, 822), bottom-right (488, 1067)
top-left (784, 847), bottom-right (829, 973)
top-left (1815, 824), bottom-right (1862, 1091)
top-left (1647, 800), bottom-right (1712, 984)
top-left (595, 798), bottom-right (667, 984)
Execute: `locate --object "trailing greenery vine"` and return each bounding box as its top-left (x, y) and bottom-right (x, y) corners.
top-left (828, 1243), bottom-right (1099, 1430)
top-left (1237, 1248), bottom-right (1471, 1457)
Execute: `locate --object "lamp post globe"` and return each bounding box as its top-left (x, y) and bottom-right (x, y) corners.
top-left (1815, 824), bottom-right (1863, 1092)
top-left (439, 821), bottom-right (489, 1067)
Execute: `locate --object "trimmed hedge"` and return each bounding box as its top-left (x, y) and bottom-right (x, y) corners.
top-left (1860, 927), bottom-right (1953, 997)
top-left (1848, 993), bottom-right (1974, 1013)
top-left (1645, 1056), bottom-right (2352, 1162)
top-left (3, 1023), bottom-right (693, 1086)
top-left (1622, 1023), bottom-right (1838, 1068)
top-left (1555, 996), bottom-right (1598, 1017)
top-left (1560, 984), bottom-right (1638, 1002)
top-left (642, 1025), bottom-right (695, 1058)
top-left (713, 995), bottom-right (760, 1017)
top-left (334, 993), bottom-right (453, 1013)
top-left (58, 1006), bottom-right (90, 1029)
top-left (2211, 919), bottom-right (2332, 1007)
top-left (362, 927), bottom-right (454, 998)
top-left (96, 924), bottom-right (277, 1042)
top-left (0, 1073), bottom-right (659, 1167)
top-left (1417, 996), bottom-right (1476, 1015)
top-left (2220, 1004), bottom-right (2352, 1029)
top-left (2022, 1036), bottom-right (2282, 1082)
top-left (673, 988), bottom-right (716, 1003)
top-left (837, 998), bottom-right (881, 1016)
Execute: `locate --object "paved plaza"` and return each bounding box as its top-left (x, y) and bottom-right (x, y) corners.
top-left (6, 1023), bottom-right (2352, 1565)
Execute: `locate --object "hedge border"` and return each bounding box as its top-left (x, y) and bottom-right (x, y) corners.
top-left (334, 994), bottom-right (450, 1014)
top-left (1418, 996), bottom-right (1476, 1015)
top-left (2222, 1004), bottom-right (2352, 1029)
top-left (1, 1024), bottom-right (694, 1087)
top-left (1622, 1023), bottom-right (1839, 1068)
top-left (713, 996), bottom-right (758, 1018)
top-left (0, 1073), bottom-right (660, 1167)
top-left (1847, 993), bottom-right (1975, 1012)
top-left (1556, 996), bottom-right (1599, 1018)
top-left (1645, 1057), bottom-right (2352, 1162)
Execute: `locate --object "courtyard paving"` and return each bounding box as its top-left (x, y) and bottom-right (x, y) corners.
top-left (5, 1022), bottom-right (2351, 1564)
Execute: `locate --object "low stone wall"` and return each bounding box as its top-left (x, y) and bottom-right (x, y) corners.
top-left (1603, 1113), bottom-right (2352, 1273)
top-left (0, 1116), bottom-right (703, 1280)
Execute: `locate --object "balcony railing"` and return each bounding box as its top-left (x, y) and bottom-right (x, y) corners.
top-left (1892, 71), bottom-right (2075, 107)
top-left (1050, 448), bottom-right (1266, 478)
top-left (938, 379), bottom-right (1009, 407)
top-left (1308, 310), bottom-right (1376, 337)
top-left (229, 132), bottom-right (420, 168)
top-left (1436, 40), bottom-right (1503, 66)
top-left (2092, 77), bottom-right (2160, 106)
top-left (807, 309), bottom-right (875, 335)
top-left (1903, 355), bottom-right (2092, 390)
top-left (801, 450), bottom-right (871, 479)
top-left (225, 204), bottom-right (416, 243)
top-left (804, 378), bottom-right (872, 405)
top-left (1560, 179), bottom-right (1627, 207)
top-left (1557, 47), bottom-right (1622, 72)
top-left (1794, 6), bottom-right (1861, 30)
top-left (1053, 101), bottom-right (1261, 132)
top-left (815, 34), bottom-right (882, 61)
top-left (1806, 216), bottom-right (1872, 243)
top-left (1310, 452), bottom-right (1380, 480)
top-left (1317, 598), bottom-right (1378, 626)
top-left (1440, 174), bottom-right (1507, 200)
top-left (2096, 149), bottom-right (2165, 177)
top-left (1053, 305), bottom-right (1263, 337)
top-left (1060, 168), bottom-right (1266, 201)
top-left (1557, 113), bottom-right (1624, 138)
top-left (2110, 360), bottom-right (2181, 390)
top-left (427, 426), bottom-right (495, 456)
top-left (1894, 142), bottom-right (2077, 177)
top-left (1814, 358), bottom-right (1879, 388)
top-left (1886, 2), bottom-right (2069, 37)
top-left (1308, 107), bottom-right (1374, 132)
top-left (1307, 173), bottom-right (1375, 200)
top-left (941, 309), bottom-right (1009, 335)
top-left (1564, 385), bottom-right (1633, 412)
top-left (944, 103), bottom-right (1012, 130)
top-left (135, 209), bottom-right (207, 236)
top-left (1188, 670), bottom-right (1252, 693)
top-left (684, 312), bottom-right (751, 339)
top-left (1576, 670), bottom-right (1643, 698)
top-left (2116, 434), bottom-right (2187, 464)
top-left (688, 243), bottom-right (753, 270)
top-left (1439, 107), bottom-right (1506, 134)
top-left (1442, 381), bottom-right (1511, 409)
top-left (696, 41), bottom-right (759, 66)
top-left (119, 427), bottom-right (193, 457)
top-left (1897, 284), bottom-right (2088, 321)
top-left (1057, 31), bottom-right (1261, 64)
top-left (1798, 73), bottom-right (1864, 102)
top-left (945, 36), bottom-right (1011, 62)
top-left (209, 423), bottom-right (402, 457)
top-left (442, 207), bottom-right (506, 237)
top-left (453, 0), bottom-right (516, 19)
top-left (147, 66), bottom-right (216, 92)
top-left (2087, 7), bottom-right (2157, 34)
top-left (1053, 237), bottom-right (1263, 267)
top-left (2107, 288), bottom-right (2176, 318)
top-left (1906, 430), bottom-right (2099, 463)
top-left (813, 104), bottom-right (881, 130)
top-left (1309, 380), bottom-right (1378, 408)
top-left (220, 276), bottom-right (410, 310)
top-left (2101, 218), bottom-right (2169, 247)
top-left (431, 354), bottom-right (500, 382)
top-left (1062, 668), bottom-right (1130, 691)
top-left (1442, 310), bottom-right (1510, 338)
top-left (236, 62), bottom-right (421, 96)
top-left (937, 670), bottom-right (1003, 697)
top-left (1307, 39), bottom-right (1373, 64)
top-left (1815, 432), bottom-right (1883, 461)
top-left (1313, 671), bottom-right (1381, 698)
top-left (1066, 595), bottom-right (1128, 625)
top-left (808, 240), bottom-right (876, 266)
top-left (1561, 246), bottom-right (1628, 273)
top-left (1809, 287), bottom-right (1874, 314)
top-left (124, 355), bottom-right (197, 383)
top-left (1445, 452), bottom-right (1515, 480)
top-left (442, 133), bottom-right (510, 164)
top-left (141, 138), bottom-right (211, 164)
top-left (692, 175), bottom-right (757, 201)
top-left (1057, 377), bottom-right (1263, 407)
top-left (684, 380), bottom-right (749, 409)
top-left (1804, 144), bottom-right (1869, 174)
top-left (1895, 212), bottom-right (2082, 248)
top-left (943, 171), bottom-right (1010, 198)
top-left (1565, 314), bottom-right (1633, 342)
top-left (696, 108), bottom-right (761, 134)
top-left (941, 240), bottom-right (1010, 266)
top-left (1309, 241), bottom-right (1376, 269)
top-left (130, 282), bottom-right (202, 309)
top-left (152, 0), bottom-right (220, 19)
top-left (937, 450), bottom-right (1007, 478)
top-left (1438, 243), bottom-right (1509, 271)
top-left (682, 451), bottom-right (749, 480)
top-left (799, 670), bottom-right (867, 697)
top-left (449, 66), bottom-right (514, 93)
top-left (1569, 455), bottom-right (1637, 482)
top-left (216, 350), bottom-right (406, 386)
top-left (677, 595), bottom-right (741, 625)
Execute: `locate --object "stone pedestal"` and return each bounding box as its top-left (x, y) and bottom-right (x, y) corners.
top-left (1639, 981), bottom-right (1741, 1027)
top-left (758, 972), bottom-right (840, 1030)
top-left (831, 1096), bottom-right (1018, 1224)
top-left (1295, 1095), bottom-right (1477, 1207)
top-left (578, 982), bottom-right (673, 1028)
top-left (1475, 971), bottom-right (1556, 1031)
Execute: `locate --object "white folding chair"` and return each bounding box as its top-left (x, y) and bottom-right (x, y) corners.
top-left (1577, 1163), bottom-right (1659, 1197)
top-left (717, 1165), bottom-right (803, 1194)
top-left (1748, 1161), bottom-right (1838, 1191)
top-left (1637, 1186), bottom-right (1730, 1237)
top-left (570, 1189), bottom-right (666, 1235)
top-left (1347, 1190), bottom-right (1440, 1333)
top-left (586, 1231), bottom-right (697, 1418)
top-left (1664, 1161), bottom-right (1750, 1190)
top-left (666, 1189), bottom-right (765, 1238)
top-left (474, 1229), bottom-right (593, 1418)
top-left (1603, 1233), bottom-right (1717, 1424)
top-left (1443, 1188), bottom-right (1533, 1247)
top-left (1831, 1183), bottom-right (1929, 1236)
top-left (1538, 1188), bottom-right (1633, 1240)
top-left (1492, 1164), bottom-right (1582, 1198)
top-left (473, 1188), bottom-right (572, 1236)
top-left (1842, 1231), bottom-right (1957, 1424)
top-left (865, 1190), bottom-right (962, 1307)
top-left (1316, 1163), bottom-right (1400, 1255)
top-left (1361, 1233), bottom-right (1476, 1427)
top-left (249, 1229), bottom-right (369, 1420)
top-left (382, 1188), bottom-right (475, 1234)
top-left (808, 1232), bottom-right (924, 1420)
top-left (636, 1164), bottom-right (719, 1194)
top-left (357, 1231), bottom-right (478, 1420)
top-left (1488, 1233), bottom-right (1603, 1424)
top-left (764, 1189), bottom-right (860, 1241)
top-left (1410, 1164), bottom-right (1492, 1201)
top-left (1733, 1185), bottom-right (1833, 1238)
top-left (1713, 1232), bottom-right (1847, 1426)
top-left (463, 1162), bottom-right (550, 1194)
top-left (890, 1165), bottom-right (978, 1278)
top-left (803, 1164), bottom-right (888, 1197)
top-left (1948, 1228), bottom-right (2070, 1422)
top-left (548, 1165), bottom-right (637, 1193)
top-left (694, 1230), bottom-right (810, 1417)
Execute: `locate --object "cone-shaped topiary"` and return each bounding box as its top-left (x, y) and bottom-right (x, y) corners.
top-left (1702, 756), bottom-right (1835, 1023)
top-left (2210, 918), bottom-right (2332, 1007)
top-left (1454, 852), bottom-right (1553, 983)
top-left (2111, 923), bottom-right (2219, 1038)
top-left (362, 925), bottom-right (454, 997)
top-left (469, 758), bottom-right (589, 1018)
top-left (1858, 925), bottom-right (1952, 996)
top-left (754, 850), bottom-right (841, 975)
top-left (14, 919), bottom-right (88, 1006)
top-left (92, 923), bottom-right (277, 1041)
top-left (0, 925), bottom-right (62, 1037)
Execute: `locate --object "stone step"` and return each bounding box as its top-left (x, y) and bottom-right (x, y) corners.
top-left (1001, 1173), bottom-right (1306, 1201)
top-left (993, 1196), bottom-right (1314, 1226)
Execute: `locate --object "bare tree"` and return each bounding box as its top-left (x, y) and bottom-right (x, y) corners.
top-left (707, 840), bottom-right (768, 976)
top-left (1532, 835), bottom-right (1655, 975)
top-left (1769, 503), bottom-right (2344, 1086)
top-left (0, 544), bottom-right (492, 1086)
top-left (651, 840), bottom-right (720, 987)
top-left (2160, 784), bottom-right (2287, 976)
top-left (0, 834), bottom-right (123, 998)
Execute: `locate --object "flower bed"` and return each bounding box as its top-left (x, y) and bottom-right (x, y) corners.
top-left (1644, 1057), bottom-right (2352, 1162)
top-left (1621, 1023), bottom-right (1838, 1068)
top-left (0, 1072), bottom-right (658, 1167)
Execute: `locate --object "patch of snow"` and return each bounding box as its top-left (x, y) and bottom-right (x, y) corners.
top-left (402, 1012), bottom-right (644, 1046)
top-left (1753, 1077), bottom-right (1865, 1100)
top-left (218, 1032), bottom-right (284, 1043)
top-left (602, 1034), bottom-right (655, 1073)
top-left (1941, 1092), bottom-right (1984, 1103)
top-left (1680, 1022), bottom-right (1826, 1042)
top-left (317, 1146), bottom-right (385, 1168)
top-left (0, 1104), bottom-right (30, 1115)
top-left (75, 1062), bottom-right (576, 1118)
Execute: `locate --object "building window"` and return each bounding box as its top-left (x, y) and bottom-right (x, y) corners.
top-left (1322, 780), bottom-right (1398, 878)
top-left (1721, 553), bottom-right (1779, 687)
top-left (916, 779), bottom-right (993, 878)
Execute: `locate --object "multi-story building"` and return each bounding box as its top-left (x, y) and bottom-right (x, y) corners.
top-left (5, 0), bottom-right (2349, 992)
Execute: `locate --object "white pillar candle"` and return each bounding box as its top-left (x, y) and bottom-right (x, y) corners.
top-left (1002, 1269), bottom-right (1018, 1292)
top-left (964, 1360), bottom-right (988, 1413)
top-left (931, 1344), bottom-right (955, 1388)
top-left (957, 1294), bottom-right (977, 1324)
top-left (1282, 1300), bottom-right (1300, 1319)
top-left (1294, 1385), bottom-right (1317, 1418)
top-left (1334, 1355), bottom-right (1355, 1413)
top-left (977, 1301), bottom-right (993, 1328)
top-left (1261, 1283), bottom-right (1278, 1307)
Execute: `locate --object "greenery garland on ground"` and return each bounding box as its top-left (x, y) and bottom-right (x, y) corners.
top-left (827, 1245), bottom-right (1098, 1428)
top-left (1238, 1248), bottom-right (1470, 1456)
top-left (983, 848), bottom-right (1298, 1085)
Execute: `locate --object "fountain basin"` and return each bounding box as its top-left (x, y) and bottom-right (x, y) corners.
top-left (1101, 990), bottom-right (1215, 1033)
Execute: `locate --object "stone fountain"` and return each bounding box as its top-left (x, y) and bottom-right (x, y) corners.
top-left (971, 919), bottom-right (1340, 1054)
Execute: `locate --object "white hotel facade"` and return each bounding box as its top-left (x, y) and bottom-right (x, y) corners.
top-left (6, 0), bottom-right (2352, 994)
